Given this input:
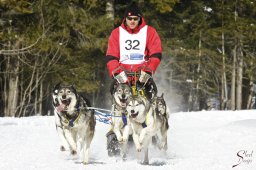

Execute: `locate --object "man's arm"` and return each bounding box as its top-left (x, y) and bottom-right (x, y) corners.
top-left (106, 28), bottom-right (120, 77)
top-left (145, 26), bottom-right (162, 73)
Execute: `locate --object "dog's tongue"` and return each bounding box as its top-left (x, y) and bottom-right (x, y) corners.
top-left (56, 104), bottom-right (65, 112)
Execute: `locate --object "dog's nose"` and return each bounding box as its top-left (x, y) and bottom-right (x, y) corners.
top-left (131, 110), bottom-right (135, 114)
top-left (122, 94), bottom-right (125, 99)
top-left (62, 95), bottom-right (66, 99)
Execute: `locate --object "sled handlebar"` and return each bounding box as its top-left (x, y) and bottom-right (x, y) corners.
top-left (111, 66), bottom-right (153, 78)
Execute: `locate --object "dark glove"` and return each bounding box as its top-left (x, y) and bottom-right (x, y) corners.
top-left (136, 81), bottom-right (144, 90)
top-left (145, 71), bottom-right (152, 76)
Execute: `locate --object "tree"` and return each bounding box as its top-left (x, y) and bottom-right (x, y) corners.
top-left (0, 0), bottom-right (112, 116)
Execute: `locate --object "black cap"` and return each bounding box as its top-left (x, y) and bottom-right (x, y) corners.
top-left (124, 2), bottom-right (142, 18)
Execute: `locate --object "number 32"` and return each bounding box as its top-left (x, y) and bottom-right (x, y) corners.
top-left (125, 40), bottom-right (140, 50)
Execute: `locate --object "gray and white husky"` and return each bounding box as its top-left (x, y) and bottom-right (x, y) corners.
top-left (108, 83), bottom-right (133, 158)
top-left (52, 83), bottom-right (96, 164)
top-left (152, 93), bottom-right (169, 151)
top-left (126, 94), bottom-right (169, 164)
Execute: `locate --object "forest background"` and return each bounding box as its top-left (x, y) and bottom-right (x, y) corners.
top-left (0, 0), bottom-right (255, 117)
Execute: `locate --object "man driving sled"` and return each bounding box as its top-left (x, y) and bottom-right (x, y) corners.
top-left (105, 2), bottom-right (162, 156)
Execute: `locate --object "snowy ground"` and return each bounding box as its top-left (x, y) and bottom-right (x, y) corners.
top-left (0, 110), bottom-right (256, 170)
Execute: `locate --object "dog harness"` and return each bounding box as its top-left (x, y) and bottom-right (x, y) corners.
top-left (57, 103), bottom-right (83, 127)
top-left (141, 121), bottom-right (147, 128)
top-left (67, 111), bottom-right (81, 127)
top-left (59, 110), bottom-right (81, 127)
top-left (122, 112), bottom-right (127, 128)
top-left (121, 112), bottom-right (147, 128)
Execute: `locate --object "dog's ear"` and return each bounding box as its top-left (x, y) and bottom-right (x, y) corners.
top-left (70, 84), bottom-right (77, 94)
top-left (110, 80), bottom-right (118, 95)
top-left (53, 82), bottom-right (61, 94)
top-left (71, 84), bottom-right (76, 89)
top-left (161, 93), bottom-right (164, 98)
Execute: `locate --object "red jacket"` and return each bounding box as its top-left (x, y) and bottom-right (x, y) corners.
top-left (106, 17), bottom-right (162, 77)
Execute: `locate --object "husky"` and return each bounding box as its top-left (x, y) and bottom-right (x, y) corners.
top-left (107, 83), bottom-right (132, 158)
top-left (52, 84), bottom-right (96, 165)
top-left (126, 94), bottom-right (168, 164)
top-left (152, 93), bottom-right (169, 151)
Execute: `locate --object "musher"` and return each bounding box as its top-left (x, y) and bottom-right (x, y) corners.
top-left (105, 2), bottom-right (162, 156)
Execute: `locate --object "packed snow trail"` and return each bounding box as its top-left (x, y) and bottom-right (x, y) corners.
top-left (0, 110), bottom-right (255, 170)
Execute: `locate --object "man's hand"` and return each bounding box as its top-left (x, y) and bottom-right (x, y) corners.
top-left (139, 70), bottom-right (151, 83)
top-left (114, 71), bottom-right (128, 83)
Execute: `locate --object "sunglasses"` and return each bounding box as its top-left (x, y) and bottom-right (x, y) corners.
top-left (126, 16), bottom-right (140, 21)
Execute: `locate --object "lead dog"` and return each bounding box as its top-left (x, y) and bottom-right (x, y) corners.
top-left (52, 84), bottom-right (96, 164)
top-left (126, 94), bottom-right (168, 164)
top-left (107, 83), bottom-right (133, 158)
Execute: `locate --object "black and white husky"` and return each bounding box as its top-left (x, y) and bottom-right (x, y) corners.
top-left (126, 94), bottom-right (169, 164)
top-left (52, 83), bottom-right (96, 165)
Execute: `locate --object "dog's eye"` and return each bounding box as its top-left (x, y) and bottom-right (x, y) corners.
top-left (67, 90), bottom-right (71, 94)
top-left (118, 89), bottom-right (122, 93)
top-left (135, 103), bottom-right (140, 106)
top-left (124, 89), bottom-right (129, 93)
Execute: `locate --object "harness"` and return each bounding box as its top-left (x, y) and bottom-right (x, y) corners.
top-left (113, 104), bottom-right (128, 128)
top-left (56, 99), bottom-right (85, 127)
top-left (66, 110), bottom-right (81, 127)
top-left (122, 112), bottom-right (127, 128)
top-left (121, 110), bottom-right (148, 128)
top-left (141, 121), bottom-right (147, 128)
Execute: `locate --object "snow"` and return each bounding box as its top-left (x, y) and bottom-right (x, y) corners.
top-left (0, 110), bottom-right (256, 170)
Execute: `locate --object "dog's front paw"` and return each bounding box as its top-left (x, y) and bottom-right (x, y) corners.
top-left (71, 150), bottom-right (77, 155)
top-left (117, 136), bottom-right (123, 143)
top-left (122, 136), bottom-right (128, 143)
top-left (157, 143), bottom-right (163, 150)
top-left (82, 161), bottom-right (89, 165)
top-left (142, 160), bottom-right (149, 165)
top-left (139, 136), bottom-right (144, 145)
top-left (163, 143), bottom-right (168, 151)
top-left (136, 145), bottom-right (142, 152)
top-left (157, 140), bottom-right (168, 150)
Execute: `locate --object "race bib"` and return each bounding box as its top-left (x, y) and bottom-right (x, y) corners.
top-left (119, 26), bottom-right (147, 64)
